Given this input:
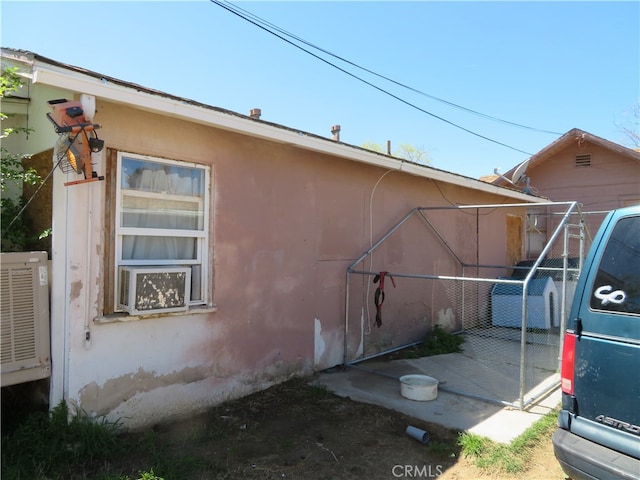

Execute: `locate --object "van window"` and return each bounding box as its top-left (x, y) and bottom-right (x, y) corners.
top-left (589, 216), bottom-right (640, 315)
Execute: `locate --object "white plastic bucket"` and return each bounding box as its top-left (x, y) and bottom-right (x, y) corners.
top-left (399, 374), bottom-right (438, 401)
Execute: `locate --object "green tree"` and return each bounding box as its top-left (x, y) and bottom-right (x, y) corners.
top-left (1, 67), bottom-right (41, 251)
top-left (361, 141), bottom-right (432, 165)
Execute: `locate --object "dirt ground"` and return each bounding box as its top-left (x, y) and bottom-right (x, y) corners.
top-left (108, 375), bottom-right (566, 480)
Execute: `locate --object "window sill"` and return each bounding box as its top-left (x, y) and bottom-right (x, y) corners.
top-left (94, 305), bottom-right (218, 324)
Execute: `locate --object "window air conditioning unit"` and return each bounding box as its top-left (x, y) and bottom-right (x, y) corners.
top-left (118, 266), bottom-right (191, 315)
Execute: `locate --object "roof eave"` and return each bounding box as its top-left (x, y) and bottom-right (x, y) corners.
top-left (30, 58), bottom-right (543, 203)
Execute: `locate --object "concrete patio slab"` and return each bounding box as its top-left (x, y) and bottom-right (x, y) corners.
top-left (315, 359), bottom-right (561, 444)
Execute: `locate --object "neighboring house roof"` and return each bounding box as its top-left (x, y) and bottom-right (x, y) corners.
top-left (493, 128), bottom-right (640, 185)
top-left (1, 47), bottom-right (545, 203)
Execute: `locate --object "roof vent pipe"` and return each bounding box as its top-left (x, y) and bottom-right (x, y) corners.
top-left (331, 125), bottom-right (341, 141)
top-left (386, 140), bottom-right (391, 155)
top-left (249, 108), bottom-right (261, 119)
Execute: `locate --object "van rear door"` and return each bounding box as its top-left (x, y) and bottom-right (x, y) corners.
top-left (568, 209), bottom-right (640, 457)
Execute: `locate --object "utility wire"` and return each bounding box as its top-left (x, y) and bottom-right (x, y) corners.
top-left (217, 0), bottom-right (560, 136)
top-left (212, 0), bottom-right (562, 139)
top-left (211, 0), bottom-right (534, 155)
top-left (5, 135), bottom-right (71, 231)
top-left (6, 156), bottom-right (63, 231)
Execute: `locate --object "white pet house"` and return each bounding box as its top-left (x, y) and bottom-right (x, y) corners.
top-left (491, 276), bottom-right (559, 329)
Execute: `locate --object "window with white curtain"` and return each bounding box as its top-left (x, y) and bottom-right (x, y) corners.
top-left (115, 152), bottom-right (210, 310)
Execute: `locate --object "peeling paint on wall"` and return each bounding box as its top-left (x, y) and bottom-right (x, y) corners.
top-left (357, 307), bottom-right (364, 358)
top-left (436, 308), bottom-right (456, 331)
top-left (314, 318), bottom-right (325, 367)
top-left (77, 360), bottom-right (312, 429)
top-left (69, 280), bottom-right (83, 301)
top-left (78, 366), bottom-right (208, 417)
top-left (314, 317), bottom-right (346, 369)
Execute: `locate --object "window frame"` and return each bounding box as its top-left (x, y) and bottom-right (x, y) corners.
top-left (113, 151), bottom-right (211, 312)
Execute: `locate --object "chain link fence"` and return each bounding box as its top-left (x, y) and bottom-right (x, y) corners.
top-left (345, 202), bottom-right (591, 408)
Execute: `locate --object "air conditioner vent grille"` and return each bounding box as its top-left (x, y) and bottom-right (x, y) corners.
top-left (1, 268), bottom-right (37, 362)
top-left (1, 252), bottom-right (51, 387)
top-left (120, 269), bottom-right (131, 307)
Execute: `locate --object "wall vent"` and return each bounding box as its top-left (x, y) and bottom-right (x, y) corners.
top-left (575, 154), bottom-right (591, 167)
top-left (1, 252), bottom-right (51, 387)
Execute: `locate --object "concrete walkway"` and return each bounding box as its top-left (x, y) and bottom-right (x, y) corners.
top-left (315, 358), bottom-right (561, 444)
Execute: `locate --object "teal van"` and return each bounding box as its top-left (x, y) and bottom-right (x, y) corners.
top-left (553, 205), bottom-right (640, 479)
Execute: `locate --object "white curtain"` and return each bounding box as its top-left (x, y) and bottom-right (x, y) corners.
top-left (121, 164), bottom-right (202, 261)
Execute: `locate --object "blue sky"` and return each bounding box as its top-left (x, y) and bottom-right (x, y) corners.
top-left (2, 1), bottom-right (638, 179)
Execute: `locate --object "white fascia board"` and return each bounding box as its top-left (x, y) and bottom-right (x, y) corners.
top-left (32, 64), bottom-right (542, 203)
